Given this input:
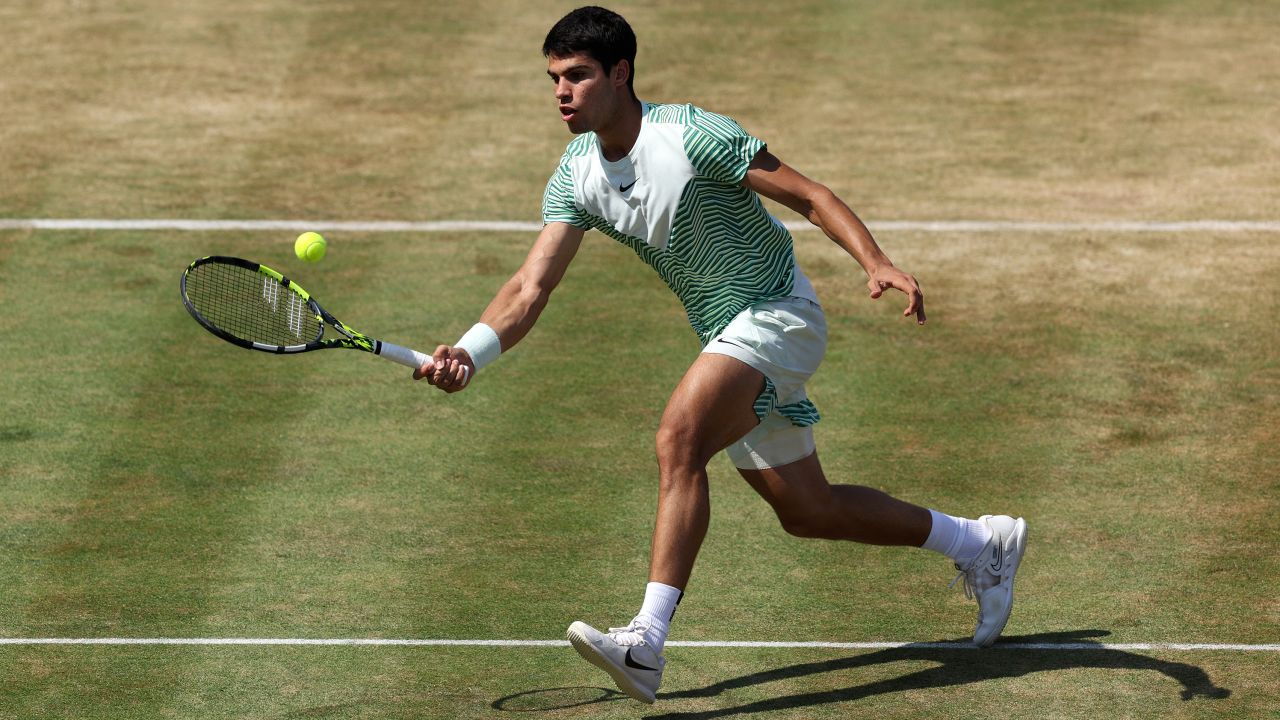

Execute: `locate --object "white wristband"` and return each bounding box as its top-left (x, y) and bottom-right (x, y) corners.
top-left (455, 322), bottom-right (501, 371)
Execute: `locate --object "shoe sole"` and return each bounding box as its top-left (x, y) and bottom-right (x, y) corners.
top-left (975, 517), bottom-right (1027, 647)
top-left (566, 622), bottom-right (657, 704)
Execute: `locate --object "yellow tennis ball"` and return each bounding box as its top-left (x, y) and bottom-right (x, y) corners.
top-left (294, 231), bottom-right (327, 262)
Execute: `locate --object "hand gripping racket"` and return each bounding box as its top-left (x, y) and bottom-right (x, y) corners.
top-left (180, 256), bottom-right (443, 374)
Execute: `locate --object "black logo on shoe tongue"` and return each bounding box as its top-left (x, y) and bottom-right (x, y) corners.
top-left (625, 648), bottom-right (658, 671)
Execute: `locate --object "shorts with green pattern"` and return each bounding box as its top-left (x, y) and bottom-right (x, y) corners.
top-left (702, 296), bottom-right (826, 470)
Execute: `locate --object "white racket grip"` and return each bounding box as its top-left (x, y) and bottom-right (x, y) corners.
top-left (376, 341), bottom-right (471, 385)
top-left (377, 341), bottom-right (434, 371)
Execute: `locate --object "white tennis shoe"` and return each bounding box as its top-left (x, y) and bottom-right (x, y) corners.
top-left (566, 620), bottom-right (665, 704)
top-left (950, 514), bottom-right (1028, 647)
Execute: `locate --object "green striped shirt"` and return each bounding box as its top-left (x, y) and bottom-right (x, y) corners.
top-left (542, 102), bottom-right (817, 345)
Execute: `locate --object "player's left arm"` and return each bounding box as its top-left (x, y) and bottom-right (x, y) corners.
top-left (742, 149), bottom-right (925, 324)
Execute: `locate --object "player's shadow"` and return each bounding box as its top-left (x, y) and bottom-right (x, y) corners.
top-left (641, 630), bottom-right (1230, 719)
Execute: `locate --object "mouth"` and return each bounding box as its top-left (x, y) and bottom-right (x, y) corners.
top-left (559, 106), bottom-right (577, 122)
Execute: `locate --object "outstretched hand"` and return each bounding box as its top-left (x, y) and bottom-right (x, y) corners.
top-left (413, 345), bottom-right (475, 393)
top-left (866, 265), bottom-right (926, 324)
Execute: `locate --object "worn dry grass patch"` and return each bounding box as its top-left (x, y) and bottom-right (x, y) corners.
top-left (4, 1), bottom-right (1278, 222)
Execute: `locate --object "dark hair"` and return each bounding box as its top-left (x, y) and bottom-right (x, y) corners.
top-left (542, 6), bottom-right (636, 95)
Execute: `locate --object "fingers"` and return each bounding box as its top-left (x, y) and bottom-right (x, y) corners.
top-left (867, 277), bottom-right (885, 299)
top-left (868, 270), bottom-right (926, 325)
top-left (906, 289), bottom-right (926, 325)
top-left (898, 277), bottom-right (925, 325)
top-left (412, 345), bottom-right (474, 392)
top-left (413, 345), bottom-right (451, 381)
top-left (430, 359), bottom-right (470, 392)
top-left (411, 357), bottom-right (437, 381)
top-left (435, 358), bottom-right (471, 391)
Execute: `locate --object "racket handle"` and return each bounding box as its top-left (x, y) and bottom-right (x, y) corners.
top-left (376, 341), bottom-right (435, 370)
top-left (377, 341), bottom-right (472, 385)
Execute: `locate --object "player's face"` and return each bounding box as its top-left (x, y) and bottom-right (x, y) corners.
top-left (547, 52), bottom-right (625, 134)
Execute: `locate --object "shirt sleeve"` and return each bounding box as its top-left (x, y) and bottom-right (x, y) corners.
top-left (683, 106), bottom-right (765, 185)
top-left (541, 155), bottom-right (591, 228)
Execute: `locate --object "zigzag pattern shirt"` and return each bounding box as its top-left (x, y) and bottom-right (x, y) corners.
top-left (541, 102), bottom-right (818, 346)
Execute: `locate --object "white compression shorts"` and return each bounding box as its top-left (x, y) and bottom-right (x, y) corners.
top-left (701, 296), bottom-right (827, 470)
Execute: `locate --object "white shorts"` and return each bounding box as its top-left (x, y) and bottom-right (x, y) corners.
top-left (702, 297), bottom-right (827, 470)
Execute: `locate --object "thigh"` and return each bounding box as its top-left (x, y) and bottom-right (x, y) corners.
top-left (659, 352), bottom-right (766, 467)
top-left (702, 297), bottom-right (827, 409)
top-left (737, 451), bottom-right (831, 515)
top-left (726, 416), bottom-right (816, 471)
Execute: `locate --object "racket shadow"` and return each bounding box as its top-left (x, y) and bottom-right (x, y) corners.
top-left (491, 685), bottom-right (629, 712)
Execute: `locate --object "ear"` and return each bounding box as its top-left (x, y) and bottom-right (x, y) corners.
top-left (613, 59), bottom-right (631, 88)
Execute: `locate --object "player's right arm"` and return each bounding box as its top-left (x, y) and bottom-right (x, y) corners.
top-left (479, 221), bottom-right (585, 350)
top-left (415, 221), bottom-right (586, 392)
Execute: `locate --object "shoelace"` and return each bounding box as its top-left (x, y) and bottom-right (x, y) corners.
top-left (948, 557), bottom-right (981, 601)
top-left (607, 621), bottom-right (650, 647)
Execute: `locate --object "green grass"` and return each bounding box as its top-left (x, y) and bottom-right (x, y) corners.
top-left (1, 0), bottom-right (1278, 718)
top-left (0, 644), bottom-right (1273, 719)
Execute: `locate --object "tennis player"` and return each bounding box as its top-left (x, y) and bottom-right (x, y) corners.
top-left (416, 6), bottom-right (1027, 704)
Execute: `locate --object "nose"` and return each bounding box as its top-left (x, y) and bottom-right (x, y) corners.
top-left (554, 78), bottom-right (571, 102)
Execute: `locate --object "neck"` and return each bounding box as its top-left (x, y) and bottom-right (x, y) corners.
top-left (596, 95), bottom-right (643, 162)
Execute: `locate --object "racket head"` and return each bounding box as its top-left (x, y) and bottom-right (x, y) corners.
top-left (181, 256), bottom-right (326, 353)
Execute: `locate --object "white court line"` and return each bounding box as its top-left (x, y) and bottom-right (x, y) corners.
top-left (0, 638), bottom-right (1276, 651)
top-left (0, 219), bottom-right (541, 233)
top-left (2, 219), bottom-right (1280, 233)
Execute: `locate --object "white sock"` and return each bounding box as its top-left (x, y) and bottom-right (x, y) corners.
top-left (921, 510), bottom-right (992, 564)
top-left (634, 581), bottom-right (683, 652)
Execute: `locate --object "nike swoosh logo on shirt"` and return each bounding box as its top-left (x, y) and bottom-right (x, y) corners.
top-left (619, 180), bottom-right (637, 193)
top-left (624, 648), bottom-right (658, 671)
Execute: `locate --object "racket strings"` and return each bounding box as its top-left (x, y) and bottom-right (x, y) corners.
top-left (185, 262), bottom-right (323, 346)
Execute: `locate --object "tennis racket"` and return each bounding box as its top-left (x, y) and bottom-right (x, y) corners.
top-left (180, 255), bottom-right (441, 373)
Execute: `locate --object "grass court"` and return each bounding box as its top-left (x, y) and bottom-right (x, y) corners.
top-left (0, 1), bottom-right (1277, 717)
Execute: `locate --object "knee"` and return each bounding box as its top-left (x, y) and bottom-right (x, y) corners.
top-left (655, 423), bottom-right (718, 494)
top-left (655, 421), bottom-right (702, 472)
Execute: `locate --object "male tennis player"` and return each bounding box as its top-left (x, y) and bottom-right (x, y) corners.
top-left (416, 6), bottom-right (1027, 704)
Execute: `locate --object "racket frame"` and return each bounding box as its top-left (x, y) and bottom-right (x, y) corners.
top-left (180, 255), bottom-right (432, 370)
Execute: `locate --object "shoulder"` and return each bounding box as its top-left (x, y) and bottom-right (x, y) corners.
top-left (554, 133), bottom-right (596, 167)
top-left (647, 103), bottom-right (753, 146)
top-left (644, 103), bottom-right (756, 152)
top-left (644, 102), bottom-right (741, 132)
top-left (563, 132), bottom-right (596, 157)
top-left (548, 133), bottom-right (597, 187)
top-left (643, 102), bottom-right (695, 126)
top-left (686, 105), bottom-right (752, 142)
top-left (640, 101), bottom-right (747, 134)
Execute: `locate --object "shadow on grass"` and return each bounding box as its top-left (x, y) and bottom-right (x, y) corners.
top-left (491, 630), bottom-right (1231, 716)
top-left (646, 630), bottom-right (1231, 719)
top-left (492, 686), bottom-right (628, 712)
